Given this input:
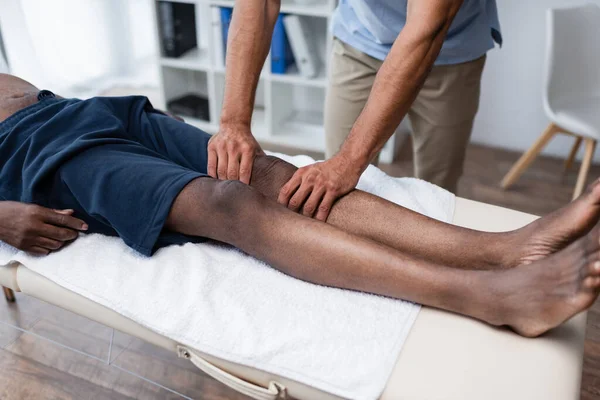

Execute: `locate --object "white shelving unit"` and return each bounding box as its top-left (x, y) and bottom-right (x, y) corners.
top-left (151, 0), bottom-right (397, 162)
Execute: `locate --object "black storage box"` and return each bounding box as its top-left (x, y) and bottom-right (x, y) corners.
top-left (167, 94), bottom-right (210, 121)
top-left (158, 1), bottom-right (197, 58)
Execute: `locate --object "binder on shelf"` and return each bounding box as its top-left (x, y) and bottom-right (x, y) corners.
top-left (158, 1), bottom-right (197, 58)
top-left (283, 15), bottom-right (319, 78)
top-left (271, 14), bottom-right (295, 74)
top-left (211, 7), bottom-right (225, 68)
top-left (220, 7), bottom-right (233, 58)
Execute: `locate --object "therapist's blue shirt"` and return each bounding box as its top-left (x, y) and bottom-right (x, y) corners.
top-left (332, 0), bottom-right (502, 65)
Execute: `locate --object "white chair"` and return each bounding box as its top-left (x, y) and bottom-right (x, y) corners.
top-left (501, 4), bottom-right (600, 200)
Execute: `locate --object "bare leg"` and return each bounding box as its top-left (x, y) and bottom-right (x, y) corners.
top-left (249, 156), bottom-right (600, 270)
top-left (166, 177), bottom-right (600, 337)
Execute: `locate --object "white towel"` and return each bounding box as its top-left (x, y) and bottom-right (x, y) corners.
top-left (0, 153), bottom-right (455, 400)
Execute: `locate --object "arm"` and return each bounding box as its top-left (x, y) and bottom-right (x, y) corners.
top-left (279, 0), bottom-right (464, 221)
top-left (207, 0), bottom-right (281, 184)
top-left (338, 0), bottom-right (464, 169)
top-left (0, 201), bottom-right (88, 255)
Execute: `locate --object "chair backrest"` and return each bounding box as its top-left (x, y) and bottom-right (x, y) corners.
top-left (544, 4), bottom-right (600, 115)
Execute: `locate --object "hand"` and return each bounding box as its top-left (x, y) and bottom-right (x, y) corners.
top-left (207, 124), bottom-right (264, 184)
top-left (0, 202), bottom-right (88, 255)
top-left (278, 156), bottom-right (362, 221)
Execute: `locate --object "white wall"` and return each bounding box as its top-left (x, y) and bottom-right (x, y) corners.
top-left (473, 0), bottom-right (600, 161)
top-left (0, 0), bottom-right (156, 94)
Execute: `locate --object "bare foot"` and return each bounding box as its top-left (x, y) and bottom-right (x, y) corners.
top-left (490, 224), bottom-right (600, 337)
top-left (509, 179), bottom-right (600, 267)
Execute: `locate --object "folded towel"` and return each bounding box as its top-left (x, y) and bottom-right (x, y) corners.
top-left (0, 153), bottom-right (455, 400)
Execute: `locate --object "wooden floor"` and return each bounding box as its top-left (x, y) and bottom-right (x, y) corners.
top-left (2, 140), bottom-right (600, 399)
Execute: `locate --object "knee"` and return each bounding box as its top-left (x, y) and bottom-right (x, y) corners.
top-left (250, 155), bottom-right (297, 201)
top-left (205, 179), bottom-right (265, 216)
top-left (169, 177), bottom-right (269, 243)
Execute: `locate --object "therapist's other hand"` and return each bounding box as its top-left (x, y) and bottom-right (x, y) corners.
top-left (207, 124), bottom-right (264, 184)
top-left (278, 155), bottom-right (361, 221)
top-left (0, 202), bottom-right (88, 255)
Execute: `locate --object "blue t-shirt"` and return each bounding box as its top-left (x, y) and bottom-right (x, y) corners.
top-left (332, 0), bottom-right (502, 64)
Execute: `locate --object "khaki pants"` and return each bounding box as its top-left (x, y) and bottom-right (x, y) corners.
top-left (325, 38), bottom-right (486, 193)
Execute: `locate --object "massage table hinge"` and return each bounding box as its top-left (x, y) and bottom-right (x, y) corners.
top-left (176, 345), bottom-right (288, 400)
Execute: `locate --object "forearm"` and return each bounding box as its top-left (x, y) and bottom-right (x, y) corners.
top-left (339, 0), bottom-right (463, 170)
top-left (220, 0), bottom-right (280, 128)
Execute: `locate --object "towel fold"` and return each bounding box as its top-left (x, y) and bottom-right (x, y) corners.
top-left (0, 153), bottom-right (455, 400)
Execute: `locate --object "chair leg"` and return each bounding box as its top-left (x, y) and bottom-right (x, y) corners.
top-left (2, 286), bottom-right (15, 303)
top-left (565, 136), bottom-right (583, 171)
top-left (573, 138), bottom-right (597, 200)
top-left (501, 123), bottom-right (561, 189)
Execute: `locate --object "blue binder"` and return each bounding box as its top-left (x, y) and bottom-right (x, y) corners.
top-left (220, 7), bottom-right (233, 55)
top-left (271, 14), bottom-right (295, 74)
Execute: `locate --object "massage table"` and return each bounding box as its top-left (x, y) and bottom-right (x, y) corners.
top-left (0, 198), bottom-right (586, 400)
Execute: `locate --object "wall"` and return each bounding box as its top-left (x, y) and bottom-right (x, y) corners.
top-left (0, 0), bottom-right (156, 94)
top-left (473, 0), bottom-right (600, 161)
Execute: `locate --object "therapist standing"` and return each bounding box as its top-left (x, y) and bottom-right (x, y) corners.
top-left (207, 0), bottom-right (501, 221)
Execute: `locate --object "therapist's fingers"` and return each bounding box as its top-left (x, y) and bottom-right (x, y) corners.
top-left (278, 173), bottom-right (302, 206)
top-left (287, 182), bottom-right (313, 213)
top-left (227, 153), bottom-right (241, 181)
top-left (302, 187), bottom-right (325, 218)
top-left (44, 209), bottom-right (88, 231)
top-left (239, 153), bottom-right (253, 185)
top-left (314, 192), bottom-right (337, 222)
top-left (207, 149), bottom-right (218, 178)
top-left (216, 149), bottom-right (229, 180)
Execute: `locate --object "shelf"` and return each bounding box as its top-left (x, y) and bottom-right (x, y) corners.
top-left (268, 110), bottom-right (324, 151)
top-left (208, 0), bottom-right (331, 17)
top-left (261, 128), bottom-right (324, 152)
top-left (155, 0), bottom-right (334, 155)
top-left (160, 48), bottom-right (211, 71)
top-left (270, 65), bottom-right (327, 87)
top-left (182, 111), bottom-right (267, 138)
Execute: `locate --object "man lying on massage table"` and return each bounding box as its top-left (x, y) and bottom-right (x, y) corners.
top-left (0, 73), bottom-right (599, 338)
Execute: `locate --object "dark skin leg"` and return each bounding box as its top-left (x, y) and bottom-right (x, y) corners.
top-left (166, 176), bottom-right (600, 337)
top-left (1, 73), bottom-right (597, 271)
top-left (249, 156), bottom-right (600, 270)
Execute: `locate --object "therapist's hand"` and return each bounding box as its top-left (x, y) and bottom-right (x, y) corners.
top-left (0, 202), bottom-right (88, 255)
top-left (207, 124), bottom-right (264, 184)
top-left (278, 155), bottom-right (362, 221)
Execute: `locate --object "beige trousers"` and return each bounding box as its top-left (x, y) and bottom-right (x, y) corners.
top-left (324, 38), bottom-right (486, 193)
